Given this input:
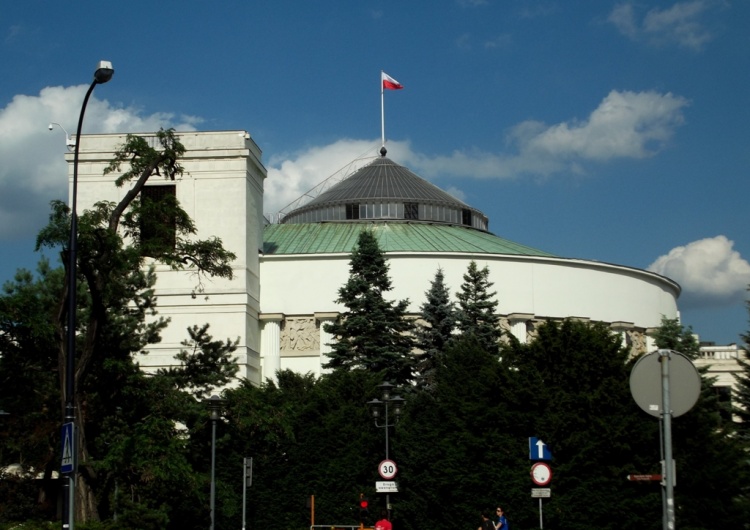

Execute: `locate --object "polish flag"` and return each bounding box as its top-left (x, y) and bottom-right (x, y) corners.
top-left (382, 72), bottom-right (404, 90)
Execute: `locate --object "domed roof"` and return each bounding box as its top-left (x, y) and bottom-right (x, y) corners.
top-left (281, 155), bottom-right (489, 231)
top-left (263, 221), bottom-right (556, 257)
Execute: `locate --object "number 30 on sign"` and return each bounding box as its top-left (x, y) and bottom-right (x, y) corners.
top-left (378, 459), bottom-right (398, 480)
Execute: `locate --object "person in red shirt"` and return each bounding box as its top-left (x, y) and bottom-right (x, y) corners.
top-left (374, 510), bottom-right (392, 530)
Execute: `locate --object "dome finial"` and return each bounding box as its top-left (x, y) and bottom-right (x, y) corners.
top-left (379, 146), bottom-right (387, 157)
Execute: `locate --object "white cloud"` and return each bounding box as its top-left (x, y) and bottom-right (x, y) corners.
top-left (0, 85), bottom-right (200, 239)
top-left (0, 85), bottom-right (688, 238)
top-left (411, 90), bottom-right (688, 180)
top-left (517, 90), bottom-right (688, 160)
top-left (648, 236), bottom-right (750, 307)
top-left (608, 1), bottom-right (716, 51)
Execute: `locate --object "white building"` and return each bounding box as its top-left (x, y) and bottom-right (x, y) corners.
top-left (70, 131), bottom-right (740, 388)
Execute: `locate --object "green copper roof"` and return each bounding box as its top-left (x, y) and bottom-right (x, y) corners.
top-left (263, 222), bottom-right (556, 257)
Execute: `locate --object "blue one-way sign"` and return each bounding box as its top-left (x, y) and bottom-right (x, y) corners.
top-left (61, 422), bottom-right (75, 473)
top-left (529, 437), bottom-right (552, 461)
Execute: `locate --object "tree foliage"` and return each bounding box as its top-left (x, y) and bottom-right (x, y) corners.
top-left (414, 267), bottom-right (456, 389)
top-left (455, 261), bottom-right (502, 355)
top-left (323, 230), bottom-right (415, 385)
top-left (1, 129), bottom-right (237, 526)
top-left (3, 307), bottom-right (750, 529)
top-left (653, 315), bottom-right (700, 358)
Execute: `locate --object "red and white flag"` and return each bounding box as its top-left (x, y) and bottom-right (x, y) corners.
top-left (382, 71), bottom-right (404, 90)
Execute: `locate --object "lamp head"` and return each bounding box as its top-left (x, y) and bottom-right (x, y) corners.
top-left (205, 394), bottom-right (226, 421)
top-left (367, 398), bottom-right (383, 419)
top-left (94, 60), bottom-right (114, 84)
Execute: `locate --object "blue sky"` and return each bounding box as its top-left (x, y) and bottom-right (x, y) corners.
top-left (1, 1), bottom-right (749, 345)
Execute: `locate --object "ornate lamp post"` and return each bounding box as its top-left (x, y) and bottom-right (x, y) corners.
top-left (205, 395), bottom-right (226, 530)
top-left (367, 382), bottom-right (405, 519)
top-left (62, 60), bottom-right (113, 530)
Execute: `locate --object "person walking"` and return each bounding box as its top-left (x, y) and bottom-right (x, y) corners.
top-left (494, 506), bottom-right (508, 530)
top-left (479, 510), bottom-right (494, 530)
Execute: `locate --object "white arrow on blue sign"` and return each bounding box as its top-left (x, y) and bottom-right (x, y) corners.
top-left (61, 422), bottom-right (75, 473)
top-left (529, 437), bottom-right (552, 461)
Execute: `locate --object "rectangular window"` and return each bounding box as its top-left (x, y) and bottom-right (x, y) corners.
top-left (140, 185), bottom-right (176, 257)
top-left (404, 202), bottom-right (419, 220)
top-left (462, 209), bottom-right (472, 226)
top-left (346, 203), bottom-right (360, 220)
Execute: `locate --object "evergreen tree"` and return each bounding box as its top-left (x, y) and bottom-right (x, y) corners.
top-left (323, 230), bottom-right (415, 385)
top-left (414, 267), bottom-right (456, 389)
top-left (732, 296), bottom-right (750, 523)
top-left (499, 319), bottom-right (662, 530)
top-left (455, 260), bottom-right (502, 355)
top-left (734, 299), bottom-right (750, 435)
top-left (653, 315), bottom-right (700, 358)
top-left (399, 335), bottom-right (508, 530)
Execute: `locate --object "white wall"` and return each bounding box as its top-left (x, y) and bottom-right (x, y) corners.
top-left (70, 131), bottom-right (266, 382)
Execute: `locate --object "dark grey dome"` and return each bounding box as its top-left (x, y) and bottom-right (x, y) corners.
top-left (281, 156), bottom-right (489, 231)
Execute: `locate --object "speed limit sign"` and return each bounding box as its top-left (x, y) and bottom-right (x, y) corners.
top-left (378, 459), bottom-right (398, 480)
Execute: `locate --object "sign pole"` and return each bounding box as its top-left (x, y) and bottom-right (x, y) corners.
top-left (539, 498), bottom-right (543, 529)
top-left (242, 458), bottom-right (247, 530)
top-left (660, 350), bottom-right (676, 530)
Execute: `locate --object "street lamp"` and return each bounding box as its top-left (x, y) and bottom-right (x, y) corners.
top-left (367, 382), bottom-right (405, 519)
top-left (205, 395), bottom-right (226, 530)
top-left (62, 60), bottom-right (113, 530)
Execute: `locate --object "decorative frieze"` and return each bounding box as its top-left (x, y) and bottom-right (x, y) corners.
top-left (280, 317), bottom-right (320, 355)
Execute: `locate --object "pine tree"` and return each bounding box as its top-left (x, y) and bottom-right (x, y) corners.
top-left (455, 260), bottom-right (502, 355)
top-left (733, 298), bottom-right (750, 437)
top-left (323, 230), bottom-right (415, 385)
top-left (414, 267), bottom-right (455, 389)
top-left (652, 315), bottom-right (700, 358)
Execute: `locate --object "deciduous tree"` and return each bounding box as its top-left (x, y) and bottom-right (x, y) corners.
top-left (31, 128), bottom-right (236, 523)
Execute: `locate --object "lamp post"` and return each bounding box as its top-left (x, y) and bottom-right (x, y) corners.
top-left (367, 382), bottom-right (405, 519)
top-left (205, 395), bottom-right (226, 530)
top-left (62, 60), bottom-right (113, 530)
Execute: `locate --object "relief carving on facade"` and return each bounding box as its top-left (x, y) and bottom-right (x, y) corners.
top-left (280, 317), bottom-right (320, 354)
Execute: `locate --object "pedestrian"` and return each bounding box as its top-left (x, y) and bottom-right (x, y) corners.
top-left (478, 510), bottom-right (494, 530)
top-left (375, 509), bottom-right (392, 530)
top-left (494, 506), bottom-right (508, 530)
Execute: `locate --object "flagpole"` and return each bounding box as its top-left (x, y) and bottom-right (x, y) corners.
top-left (380, 70), bottom-right (386, 148)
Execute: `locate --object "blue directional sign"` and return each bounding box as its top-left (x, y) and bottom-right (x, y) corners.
top-left (529, 437), bottom-right (552, 461)
top-left (61, 422), bottom-right (75, 473)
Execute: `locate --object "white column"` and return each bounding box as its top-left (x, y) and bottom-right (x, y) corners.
top-left (645, 328), bottom-right (659, 353)
top-left (315, 312), bottom-right (339, 375)
top-left (507, 313), bottom-right (534, 344)
top-left (260, 314), bottom-right (284, 384)
top-left (610, 322), bottom-right (634, 349)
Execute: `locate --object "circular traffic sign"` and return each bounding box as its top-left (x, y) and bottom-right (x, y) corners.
top-left (531, 462), bottom-right (552, 486)
top-left (378, 459), bottom-right (398, 480)
top-left (630, 350), bottom-right (701, 418)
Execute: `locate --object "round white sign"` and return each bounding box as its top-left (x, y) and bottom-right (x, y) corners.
top-left (531, 462), bottom-right (552, 486)
top-left (378, 459), bottom-right (398, 480)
